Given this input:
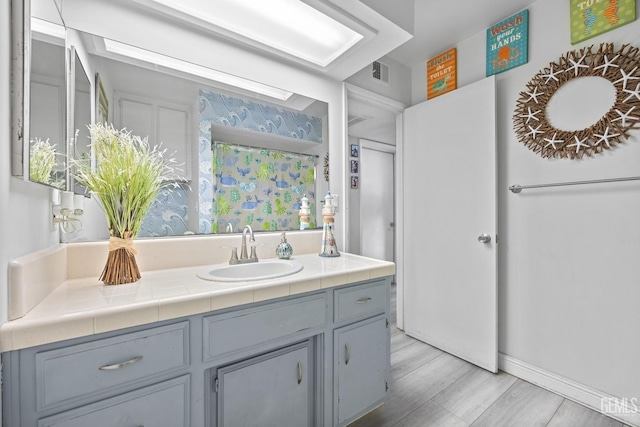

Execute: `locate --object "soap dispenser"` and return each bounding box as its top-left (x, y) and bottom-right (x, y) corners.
top-left (276, 232), bottom-right (293, 259)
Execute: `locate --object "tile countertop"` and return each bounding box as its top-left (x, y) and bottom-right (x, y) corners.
top-left (0, 253), bottom-right (395, 352)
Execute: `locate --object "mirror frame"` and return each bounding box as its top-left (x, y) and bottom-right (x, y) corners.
top-left (10, 0), bottom-right (30, 179)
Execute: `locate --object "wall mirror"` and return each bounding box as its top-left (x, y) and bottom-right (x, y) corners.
top-left (66, 26), bottom-right (328, 240)
top-left (22, 0), bottom-right (67, 188)
top-left (14, 0), bottom-right (331, 240)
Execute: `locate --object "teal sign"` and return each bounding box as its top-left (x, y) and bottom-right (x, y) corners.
top-left (486, 10), bottom-right (529, 76)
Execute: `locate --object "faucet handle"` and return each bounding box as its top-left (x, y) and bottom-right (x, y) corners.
top-left (249, 243), bottom-right (264, 261)
top-left (230, 247), bottom-right (239, 264)
top-left (221, 246), bottom-right (239, 264)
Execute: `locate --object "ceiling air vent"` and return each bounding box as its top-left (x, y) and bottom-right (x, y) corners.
top-left (372, 61), bottom-right (390, 84)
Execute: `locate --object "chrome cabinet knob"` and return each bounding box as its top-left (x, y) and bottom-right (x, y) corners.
top-left (478, 234), bottom-right (491, 244)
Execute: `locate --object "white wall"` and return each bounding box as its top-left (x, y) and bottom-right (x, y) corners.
top-left (2, 2), bottom-right (60, 326)
top-left (411, 0), bottom-right (640, 406)
top-left (346, 55), bottom-right (412, 105)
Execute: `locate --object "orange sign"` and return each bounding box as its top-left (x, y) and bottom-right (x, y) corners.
top-left (427, 48), bottom-right (457, 99)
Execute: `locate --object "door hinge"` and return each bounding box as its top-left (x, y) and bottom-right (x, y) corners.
top-left (386, 318), bottom-right (389, 328)
top-left (213, 377), bottom-right (219, 393)
top-left (385, 381), bottom-right (389, 392)
top-left (496, 234), bottom-right (499, 244)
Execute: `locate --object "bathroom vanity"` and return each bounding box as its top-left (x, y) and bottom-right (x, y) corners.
top-left (1, 236), bottom-right (395, 427)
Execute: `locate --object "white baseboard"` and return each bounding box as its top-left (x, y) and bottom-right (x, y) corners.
top-left (499, 353), bottom-right (639, 427)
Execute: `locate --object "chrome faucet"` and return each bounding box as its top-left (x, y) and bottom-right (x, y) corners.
top-left (238, 225), bottom-right (258, 264)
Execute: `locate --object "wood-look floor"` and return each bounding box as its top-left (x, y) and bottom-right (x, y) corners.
top-left (350, 286), bottom-right (629, 427)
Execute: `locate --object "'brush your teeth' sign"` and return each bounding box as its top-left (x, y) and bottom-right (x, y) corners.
top-left (486, 10), bottom-right (529, 76)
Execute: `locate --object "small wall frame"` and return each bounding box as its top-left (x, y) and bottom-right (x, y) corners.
top-left (513, 43), bottom-right (640, 159)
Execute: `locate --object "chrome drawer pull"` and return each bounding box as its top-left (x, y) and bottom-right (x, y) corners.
top-left (345, 343), bottom-right (351, 365)
top-left (99, 355), bottom-right (143, 371)
top-left (297, 361), bottom-right (303, 385)
top-left (356, 297), bottom-right (372, 304)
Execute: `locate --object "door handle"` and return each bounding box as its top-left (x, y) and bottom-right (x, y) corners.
top-left (477, 234), bottom-right (491, 244)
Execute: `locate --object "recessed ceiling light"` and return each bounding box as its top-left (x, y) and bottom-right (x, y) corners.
top-left (144, 0), bottom-right (364, 67)
top-left (103, 38), bottom-right (294, 100)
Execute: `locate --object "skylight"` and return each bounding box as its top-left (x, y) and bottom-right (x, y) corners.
top-left (103, 39), bottom-right (294, 100)
top-left (144, 0), bottom-right (364, 67)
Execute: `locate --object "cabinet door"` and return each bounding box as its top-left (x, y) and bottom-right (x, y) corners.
top-left (217, 342), bottom-right (313, 427)
top-left (335, 315), bottom-right (389, 425)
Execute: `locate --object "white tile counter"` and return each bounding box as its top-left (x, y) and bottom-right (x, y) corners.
top-left (1, 252), bottom-right (395, 351)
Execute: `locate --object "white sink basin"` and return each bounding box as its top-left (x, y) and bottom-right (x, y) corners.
top-left (197, 259), bottom-right (303, 282)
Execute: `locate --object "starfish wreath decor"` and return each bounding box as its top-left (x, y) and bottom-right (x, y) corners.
top-left (513, 43), bottom-right (640, 159)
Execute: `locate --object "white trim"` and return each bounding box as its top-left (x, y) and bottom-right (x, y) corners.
top-left (394, 112), bottom-right (404, 330)
top-left (499, 353), bottom-right (640, 427)
top-left (345, 83), bottom-right (406, 113)
top-left (360, 138), bottom-right (395, 154)
top-left (341, 83), bottom-right (350, 253)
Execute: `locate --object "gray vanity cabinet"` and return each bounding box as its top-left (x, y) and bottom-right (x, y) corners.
top-left (2, 277), bottom-right (392, 427)
top-left (217, 341), bottom-right (313, 427)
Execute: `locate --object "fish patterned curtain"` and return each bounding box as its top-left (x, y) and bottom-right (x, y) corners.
top-left (212, 143), bottom-right (316, 232)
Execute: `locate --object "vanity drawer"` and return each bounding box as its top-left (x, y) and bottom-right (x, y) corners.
top-left (37, 375), bottom-right (190, 427)
top-left (35, 321), bottom-right (189, 411)
top-left (203, 293), bottom-right (327, 362)
top-left (334, 280), bottom-right (387, 323)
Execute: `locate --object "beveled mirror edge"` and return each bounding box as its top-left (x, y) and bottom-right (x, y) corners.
top-left (66, 45), bottom-right (76, 190)
top-left (10, 0), bottom-right (29, 179)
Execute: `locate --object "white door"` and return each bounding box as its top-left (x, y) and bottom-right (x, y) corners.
top-left (403, 77), bottom-right (497, 372)
top-left (360, 140), bottom-right (395, 263)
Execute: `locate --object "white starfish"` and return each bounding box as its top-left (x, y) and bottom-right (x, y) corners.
top-left (527, 124), bottom-right (544, 139)
top-left (565, 55), bottom-right (589, 77)
top-left (612, 106), bottom-right (639, 127)
top-left (613, 67), bottom-right (640, 89)
top-left (524, 86), bottom-right (542, 104)
top-left (593, 127), bottom-right (620, 148)
top-left (519, 107), bottom-right (541, 124)
top-left (543, 132), bottom-right (563, 149)
top-left (593, 54), bottom-right (620, 75)
top-left (567, 135), bottom-right (591, 153)
top-left (623, 83), bottom-right (640, 102)
top-left (540, 65), bottom-right (562, 83)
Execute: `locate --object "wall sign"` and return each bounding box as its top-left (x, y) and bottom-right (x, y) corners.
top-left (513, 43), bottom-right (640, 159)
top-left (427, 48), bottom-right (457, 99)
top-left (486, 10), bottom-right (529, 76)
top-left (570, 0), bottom-right (636, 45)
